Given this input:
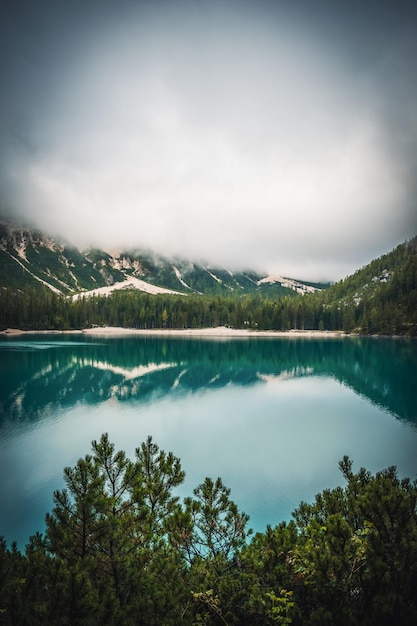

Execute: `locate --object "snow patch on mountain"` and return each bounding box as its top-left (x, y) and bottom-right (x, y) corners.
top-left (206, 269), bottom-right (227, 287)
top-left (72, 276), bottom-right (186, 300)
top-left (67, 270), bottom-right (80, 289)
top-left (172, 266), bottom-right (193, 291)
top-left (241, 273), bottom-right (259, 286)
top-left (207, 269), bottom-right (222, 285)
top-left (258, 275), bottom-right (320, 294)
top-left (8, 253), bottom-right (63, 294)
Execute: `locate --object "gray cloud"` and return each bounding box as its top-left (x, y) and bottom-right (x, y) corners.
top-left (1, 0), bottom-right (416, 280)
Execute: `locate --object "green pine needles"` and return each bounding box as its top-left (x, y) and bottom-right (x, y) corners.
top-left (1, 439), bottom-right (417, 625)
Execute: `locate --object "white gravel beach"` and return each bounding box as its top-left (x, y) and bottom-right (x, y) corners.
top-left (1, 326), bottom-right (346, 338)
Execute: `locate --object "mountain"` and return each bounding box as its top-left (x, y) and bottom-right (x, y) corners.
top-left (321, 235), bottom-right (417, 307)
top-left (315, 235), bottom-right (417, 334)
top-left (0, 222), bottom-right (415, 334)
top-left (0, 219), bottom-right (326, 298)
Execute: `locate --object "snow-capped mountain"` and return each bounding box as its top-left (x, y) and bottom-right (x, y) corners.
top-left (0, 219), bottom-right (326, 297)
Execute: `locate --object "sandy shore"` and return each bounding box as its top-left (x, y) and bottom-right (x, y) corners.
top-left (1, 326), bottom-right (347, 338)
top-left (82, 326), bottom-right (347, 338)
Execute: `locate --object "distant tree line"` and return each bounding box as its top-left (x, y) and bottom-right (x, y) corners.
top-left (1, 435), bottom-right (416, 625)
top-left (0, 277), bottom-right (415, 335)
top-left (1, 236), bottom-right (416, 335)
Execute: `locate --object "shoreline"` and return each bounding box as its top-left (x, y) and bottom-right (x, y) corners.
top-left (0, 327), bottom-right (413, 340)
top-left (1, 326), bottom-right (349, 338)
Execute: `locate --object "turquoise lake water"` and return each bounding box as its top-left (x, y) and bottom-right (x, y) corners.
top-left (0, 334), bottom-right (416, 549)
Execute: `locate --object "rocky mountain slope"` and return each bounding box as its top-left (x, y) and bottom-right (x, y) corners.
top-left (0, 220), bottom-right (326, 298)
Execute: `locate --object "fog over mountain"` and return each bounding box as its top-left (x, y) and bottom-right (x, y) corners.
top-left (1, 0), bottom-right (417, 281)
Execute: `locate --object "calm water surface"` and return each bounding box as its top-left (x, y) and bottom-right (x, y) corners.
top-left (0, 334), bottom-right (416, 549)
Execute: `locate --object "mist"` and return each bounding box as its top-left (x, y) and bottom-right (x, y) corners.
top-left (1, 0), bottom-right (416, 281)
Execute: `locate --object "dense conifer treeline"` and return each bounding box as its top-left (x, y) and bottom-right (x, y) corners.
top-left (1, 237), bottom-right (416, 335)
top-left (0, 435), bottom-right (416, 625)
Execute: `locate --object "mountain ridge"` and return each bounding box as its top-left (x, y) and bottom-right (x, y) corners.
top-left (0, 226), bottom-right (416, 334)
top-left (0, 219), bottom-right (326, 298)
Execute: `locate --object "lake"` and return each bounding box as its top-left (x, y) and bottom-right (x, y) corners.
top-left (1, 333), bottom-right (416, 549)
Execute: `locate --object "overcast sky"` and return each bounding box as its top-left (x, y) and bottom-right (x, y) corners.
top-left (1, 0), bottom-right (416, 280)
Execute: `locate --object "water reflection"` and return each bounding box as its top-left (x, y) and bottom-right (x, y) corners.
top-left (1, 335), bottom-right (416, 424)
top-left (0, 335), bottom-right (416, 548)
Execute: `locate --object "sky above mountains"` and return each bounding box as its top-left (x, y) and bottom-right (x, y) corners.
top-left (1, 0), bottom-right (416, 281)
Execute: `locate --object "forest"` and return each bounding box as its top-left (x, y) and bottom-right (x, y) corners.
top-left (0, 236), bottom-right (416, 335)
top-left (0, 435), bottom-right (416, 625)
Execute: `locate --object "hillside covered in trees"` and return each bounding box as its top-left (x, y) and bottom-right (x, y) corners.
top-left (1, 236), bottom-right (416, 335)
top-left (1, 435), bottom-right (416, 625)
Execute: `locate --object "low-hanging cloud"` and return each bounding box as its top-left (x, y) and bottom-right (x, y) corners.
top-left (1, 0), bottom-right (416, 281)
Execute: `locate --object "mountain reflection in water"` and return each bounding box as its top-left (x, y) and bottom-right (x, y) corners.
top-left (0, 334), bottom-right (416, 548)
top-left (1, 335), bottom-right (416, 425)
